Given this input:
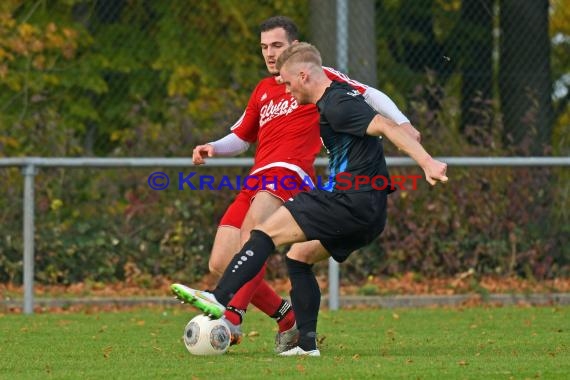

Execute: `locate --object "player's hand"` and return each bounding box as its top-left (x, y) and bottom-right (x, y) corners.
top-left (422, 157), bottom-right (448, 186)
top-left (192, 144), bottom-right (215, 165)
top-left (401, 122), bottom-right (421, 143)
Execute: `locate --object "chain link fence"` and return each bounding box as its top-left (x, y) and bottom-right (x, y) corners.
top-left (0, 1), bottom-right (568, 287)
top-left (1, 0), bottom-right (567, 157)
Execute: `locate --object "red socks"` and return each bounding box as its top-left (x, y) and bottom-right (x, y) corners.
top-left (252, 281), bottom-right (296, 332)
top-left (224, 264), bottom-right (296, 332)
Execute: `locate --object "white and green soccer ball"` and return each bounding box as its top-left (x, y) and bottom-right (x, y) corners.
top-left (183, 314), bottom-right (231, 355)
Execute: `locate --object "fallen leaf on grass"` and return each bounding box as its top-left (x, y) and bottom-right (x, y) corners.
top-left (103, 346), bottom-right (112, 359)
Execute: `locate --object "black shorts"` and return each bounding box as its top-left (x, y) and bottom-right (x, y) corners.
top-left (284, 189), bottom-right (388, 263)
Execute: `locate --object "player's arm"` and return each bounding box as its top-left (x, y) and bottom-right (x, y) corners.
top-left (366, 114), bottom-right (447, 185)
top-left (362, 87), bottom-right (421, 142)
top-left (323, 67), bottom-right (420, 142)
top-left (192, 133), bottom-right (250, 165)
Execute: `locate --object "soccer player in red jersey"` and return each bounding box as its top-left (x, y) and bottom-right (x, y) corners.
top-left (188, 16), bottom-right (419, 353)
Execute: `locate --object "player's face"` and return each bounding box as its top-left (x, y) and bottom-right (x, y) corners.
top-left (280, 66), bottom-right (310, 104)
top-left (260, 28), bottom-right (294, 75)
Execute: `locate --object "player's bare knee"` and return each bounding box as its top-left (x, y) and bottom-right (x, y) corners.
top-left (286, 246), bottom-right (313, 264)
top-left (287, 241), bottom-right (329, 265)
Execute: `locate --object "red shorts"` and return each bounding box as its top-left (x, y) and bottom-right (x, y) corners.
top-left (218, 167), bottom-right (313, 229)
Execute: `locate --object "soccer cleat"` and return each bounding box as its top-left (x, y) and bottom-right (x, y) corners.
top-left (170, 283), bottom-right (225, 319)
top-left (222, 317), bottom-right (243, 346)
top-left (279, 346), bottom-right (321, 357)
top-left (274, 322), bottom-right (300, 353)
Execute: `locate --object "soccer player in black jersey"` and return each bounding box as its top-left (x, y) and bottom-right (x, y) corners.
top-left (171, 42), bottom-right (448, 356)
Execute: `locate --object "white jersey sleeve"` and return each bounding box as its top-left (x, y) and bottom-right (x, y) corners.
top-left (208, 132), bottom-right (250, 156)
top-left (323, 66), bottom-right (410, 125)
top-left (362, 87), bottom-right (410, 125)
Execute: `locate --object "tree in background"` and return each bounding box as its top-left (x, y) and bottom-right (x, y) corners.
top-left (499, 0), bottom-right (553, 155)
top-left (550, 0), bottom-right (570, 155)
top-left (309, 0), bottom-right (377, 86)
top-left (458, 0), bottom-right (494, 144)
top-left (0, 1), bottom-right (567, 284)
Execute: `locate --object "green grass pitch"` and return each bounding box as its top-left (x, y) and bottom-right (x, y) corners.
top-left (1, 305), bottom-right (568, 379)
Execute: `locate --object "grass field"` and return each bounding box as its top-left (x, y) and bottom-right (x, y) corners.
top-left (1, 305), bottom-right (568, 379)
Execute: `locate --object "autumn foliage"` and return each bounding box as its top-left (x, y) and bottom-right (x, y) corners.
top-left (0, 1), bottom-right (568, 286)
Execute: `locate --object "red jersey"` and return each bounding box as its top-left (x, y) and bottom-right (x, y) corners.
top-left (230, 67), bottom-right (367, 181)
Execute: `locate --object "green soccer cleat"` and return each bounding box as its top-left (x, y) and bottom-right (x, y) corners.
top-left (171, 283), bottom-right (225, 319)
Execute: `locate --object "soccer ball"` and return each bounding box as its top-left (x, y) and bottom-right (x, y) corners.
top-left (183, 314), bottom-right (231, 355)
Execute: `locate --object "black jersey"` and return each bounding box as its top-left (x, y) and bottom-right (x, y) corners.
top-left (316, 81), bottom-right (391, 193)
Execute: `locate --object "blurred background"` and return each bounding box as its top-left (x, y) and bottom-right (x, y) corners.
top-left (0, 0), bottom-right (568, 288)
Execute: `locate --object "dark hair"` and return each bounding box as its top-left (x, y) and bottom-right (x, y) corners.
top-left (259, 16), bottom-right (299, 42)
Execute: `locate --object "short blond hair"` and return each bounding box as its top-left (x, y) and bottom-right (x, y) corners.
top-left (276, 42), bottom-right (322, 71)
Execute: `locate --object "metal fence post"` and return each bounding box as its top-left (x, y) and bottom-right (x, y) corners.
top-left (328, 0), bottom-right (349, 312)
top-left (22, 163), bottom-right (36, 315)
top-left (328, 258), bottom-right (340, 310)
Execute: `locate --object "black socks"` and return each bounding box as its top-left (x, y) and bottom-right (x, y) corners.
top-left (286, 256), bottom-right (320, 351)
top-left (214, 229), bottom-right (275, 305)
